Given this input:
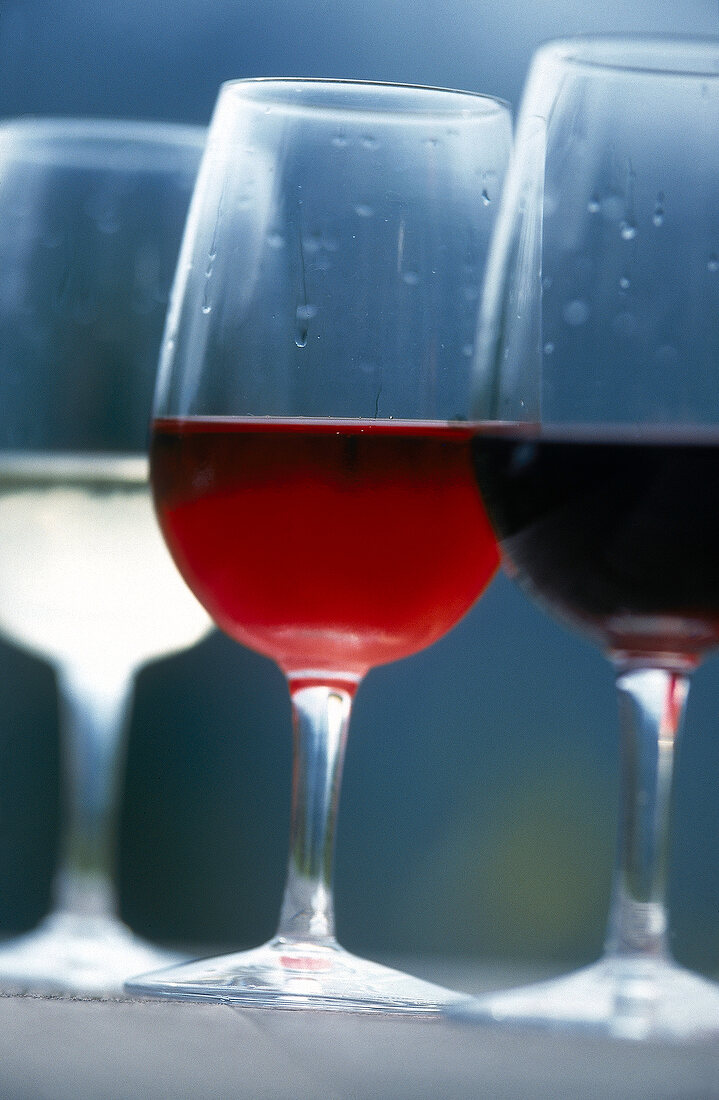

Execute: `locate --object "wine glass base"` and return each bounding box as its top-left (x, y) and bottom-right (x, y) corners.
top-left (125, 937), bottom-right (457, 1015)
top-left (450, 956), bottom-right (719, 1042)
top-left (0, 910), bottom-right (184, 996)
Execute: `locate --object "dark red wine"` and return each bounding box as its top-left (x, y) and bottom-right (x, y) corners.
top-left (472, 424), bottom-right (719, 662)
top-left (152, 417), bottom-right (499, 684)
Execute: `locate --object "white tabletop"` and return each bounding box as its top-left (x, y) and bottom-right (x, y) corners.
top-left (1, 960), bottom-right (718, 1099)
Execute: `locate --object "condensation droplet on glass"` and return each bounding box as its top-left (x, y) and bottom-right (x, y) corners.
top-left (619, 275), bottom-right (631, 290)
top-left (620, 220), bottom-right (637, 241)
top-left (652, 194), bottom-right (665, 227)
top-left (332, 133), bottom-right (349, 148)
top-left (587, 194), bottom-right (601, 214)
top-left (361, 135), bottom-right (379, 149)
top-left (267, 232), bottom-right (285, 249)
top-left (354, 203), bottom-right (374, 218)
top-left (708, 253), bottom-right (719, 272)
top-left (543, 342), bottom-right (555, 355)
top-left (402, 271), bottom-right (420, 286)
top-left (202, 304), bottom-right (212, 315)
top-left (481, 189), bottom-right (491, 206)
top-left (424, 137), bottom-right (439, 148)
top-left (563, 299), bottom-right (590, 326)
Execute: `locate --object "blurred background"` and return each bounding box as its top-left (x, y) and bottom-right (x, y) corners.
top-left (0, 0), bottom-right (718, 977)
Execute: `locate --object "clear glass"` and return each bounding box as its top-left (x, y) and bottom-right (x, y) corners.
top-left (126, 78), bottom-right (512, 1012)
top-left (458, 36), bottom-right (719, 1040)
top-left (0, 119), bottom-right (213, 994)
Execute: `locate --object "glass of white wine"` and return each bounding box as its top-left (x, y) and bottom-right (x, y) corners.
top-left (0, 118), bottom-right (212, 993)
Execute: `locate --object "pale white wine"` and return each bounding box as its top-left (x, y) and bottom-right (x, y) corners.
top-left (0, 453), bottom-right (211, 677)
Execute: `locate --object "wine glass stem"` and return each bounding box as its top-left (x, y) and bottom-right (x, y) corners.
top-left (275, 684), bottom-right (352, 945)
top-left (604, 665), bottom-right (689, 960)
top-left (51, 665), bottom-right (135, 919)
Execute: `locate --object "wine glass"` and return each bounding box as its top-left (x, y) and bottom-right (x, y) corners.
top-left (459, 36), bottom-right (719, 1040)
top-left (0, 118), bottom-right (213, 994)
top-left (125, 78), bottom-right (511, 1013)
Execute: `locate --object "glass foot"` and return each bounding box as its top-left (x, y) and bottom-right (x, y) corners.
top-left (450, 956), bottom-right (719, 1042)
top-left (0, 910), bottom-right (184, 996)
top-left (126, 937), bottom-right (457, 1015)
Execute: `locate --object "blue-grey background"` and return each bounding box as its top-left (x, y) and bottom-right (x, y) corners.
top-left (1, 0), bottom-right (719, 972)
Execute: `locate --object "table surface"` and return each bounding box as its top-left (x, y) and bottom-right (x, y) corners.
top-left (2, 957), bottom-right (719, 1100)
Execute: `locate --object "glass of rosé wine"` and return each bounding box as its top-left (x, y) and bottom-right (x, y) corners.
top-left (455, 37), bottom-right (719, 1041)
top-left (125, 78), bottom-right (511, 1013)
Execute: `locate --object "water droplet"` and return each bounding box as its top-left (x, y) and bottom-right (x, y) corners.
top-left (462, 343), bottom-right (474, 358)
top-left (587, 194), bottom-right (601, 214)
top-left (543, 342), bottom-right (555, 355)
top-left (354, 203), bottom-right (374, 218)
top-left (267, 232), bottom-right (285, 249)
top-left (424, 137), bottom-right (439, 148)
top-left (619, 275), bottom-right (631, 291)
top-left (295, 332), bottom-right (308, 348)
top-left (620, 220), bottom-right (637, 241)
top-left (708, 253), bottom-right (719, 273)
top-left (202, 304), bottom-right (212, 315)
top-left (361, 135), bottom-right (379, 150)
top-left (652, 193), bottom-right (665, 227)
top-left (563, 299), bottom-right (590, 326)
top-left (332, 133), bottom-right (349, 148)
top-left (481, 189), bottom-right (491, 206)
top-left (402, 271), bottom-right (420, 286)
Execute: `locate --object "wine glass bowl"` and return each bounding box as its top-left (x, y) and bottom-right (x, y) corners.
top-left (460, 36), bottom-right (719, 1040)
top-left (0, 118), bottom-right (212, 994)
top-left (126, 78), bottom-right (512, 1011)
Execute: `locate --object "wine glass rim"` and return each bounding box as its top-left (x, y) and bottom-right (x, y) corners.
top-left (0, 115), bottom-right (207, 150)
top-left (535, 34), bottom-right (719, 79)
top-left (217, 76), bottom-right (511, 118)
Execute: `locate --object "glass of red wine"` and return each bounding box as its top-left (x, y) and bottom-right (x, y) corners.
top-left (126, 78), bottom-right (511, 1012)
top-left (460, 37), bottom-right (719, 1040)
